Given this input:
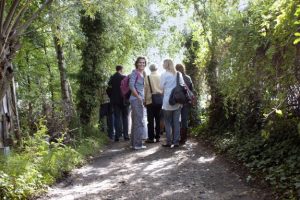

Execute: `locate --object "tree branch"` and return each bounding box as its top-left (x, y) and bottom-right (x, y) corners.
top-left (11, 2), bottom-right (30, 34)
top-left (193, 1), bottom-right (212, 49)
top-left (0, 0), bottom-right (5, 34)
top-left (3, 0), bottom-right (20, 34)
top-left (17, 0), bottom-right (53, 35)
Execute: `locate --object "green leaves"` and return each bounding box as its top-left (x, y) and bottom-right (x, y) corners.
top-left (185, 0), bottom-right (300, 198)
top-left (294, 32), bottom-right (300, 44)
top-left (275, 109), bottom-right (283, 116)
top-left (291, 3), bottom-right (300, 44)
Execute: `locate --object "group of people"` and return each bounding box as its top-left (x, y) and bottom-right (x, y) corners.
top-left (103, 56), bottom-right (194, 150)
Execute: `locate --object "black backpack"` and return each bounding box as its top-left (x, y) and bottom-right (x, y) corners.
top-left (169, 72), bottom-right (190, 105)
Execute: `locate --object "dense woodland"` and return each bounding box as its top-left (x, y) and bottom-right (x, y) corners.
top-left (0, 0), bottom-right (299, 199)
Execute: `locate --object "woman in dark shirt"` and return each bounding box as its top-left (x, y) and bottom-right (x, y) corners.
top-left (175, 64), bottom-right (194, 145)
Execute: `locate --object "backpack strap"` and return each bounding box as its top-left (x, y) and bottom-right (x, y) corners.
top-left (147, 76), bottom-right (153, 94)
top-left (176, 72), bottom-right (179, 86)
top-left (134, 71), bottom-right (141, 95)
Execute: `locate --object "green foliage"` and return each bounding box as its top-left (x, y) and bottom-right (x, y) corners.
top-left (178, 0), bottom-right (300, 198)
top-left (77, 11), bottom-right (111, 125)
top-left (294, 5), bottom-right (300, 44)
top-left (195, 117), bottom-right (300, 198)
top-left (0, 121), bottom-right (106, 199)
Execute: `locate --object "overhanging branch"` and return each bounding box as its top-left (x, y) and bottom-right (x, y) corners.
top-left (17, 0), bottom-right (53, 35)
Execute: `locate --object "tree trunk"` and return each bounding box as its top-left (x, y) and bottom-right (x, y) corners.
top-left (53, 25), bottom-right (74, 125)
top-left (295, 42), bottom-right (300, 84)
top-left (11, 77), bottom-right (21, 144)
top-left (0, 83), bottom-right (15, 148)
top-left (43, 42), bottom-right (55, 118)
top-left (0, 0), bottom-right (53, 151)
top-left (26, 75), bottom-right (36, 133)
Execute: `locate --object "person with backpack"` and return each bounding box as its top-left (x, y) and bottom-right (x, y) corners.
top-left (107, 65), bottom-right (129, 142)
top-left (129, 56), bottom-right (147, 150)
top-left (144, 63), bottom-right (163, 143)
top-left (175, 63), bottom-right (194, 145)
top-left (160, 59), bottom-right (185, 148)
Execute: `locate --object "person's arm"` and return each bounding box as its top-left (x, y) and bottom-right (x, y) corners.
top-left (106, 76), bottom-right (113, 97)
top-left (179, 73), bottom-right (185, 85)
top-left (129, 71), bottom-right (142, 102)
top-left (144, 76), bottom-right (150, 102)
top-left (189, 77), bottom-right (194, 92)
top-left (160, 74), bottom-right (165, 94)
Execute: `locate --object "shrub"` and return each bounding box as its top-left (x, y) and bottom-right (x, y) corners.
top-left (0, 122), bottom-right (106, 199)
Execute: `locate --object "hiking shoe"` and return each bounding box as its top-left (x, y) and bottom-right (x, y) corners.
top-left (134, 145), bottom-right (147, 150)
top-left (173, 144), bottom-right (180, 148)
top-left (124, 137), bottom-right (130, 141)
top-left (145, 139), bottom-right (155, 143)
top-left (162, 144), bottom-right (172, 147)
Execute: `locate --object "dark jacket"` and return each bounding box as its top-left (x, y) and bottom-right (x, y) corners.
top-left (107, 72), bottom-right (126, 105)
top-left (183, 74), bottom-right (193, 91)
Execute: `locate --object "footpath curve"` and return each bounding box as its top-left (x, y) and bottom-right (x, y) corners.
top-left (39, 138), bottom-right (273, 200)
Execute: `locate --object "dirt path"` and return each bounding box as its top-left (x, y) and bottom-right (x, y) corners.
top-left (39, 139), bottom-right (272, 200)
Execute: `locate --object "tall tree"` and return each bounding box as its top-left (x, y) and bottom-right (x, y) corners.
top-left (52, 24), bottom-right (74, 125)
top-left (0, 0), bottom-right (53, 101)
top-left (77, 11), bottom-right (109, 125)
top-left (0, 1), bottom-right (53, 148)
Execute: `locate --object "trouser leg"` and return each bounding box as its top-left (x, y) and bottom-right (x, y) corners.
top-left (163, 110), bottom-right (173, 145)
top-left (146, 104), bottom-right (155, 140)
top-left (173, 108), bottom-right (181, 145)
top-left (153, 105), bottom-right (161, 140)
top-left (113, 105), bottom-right (122, 140)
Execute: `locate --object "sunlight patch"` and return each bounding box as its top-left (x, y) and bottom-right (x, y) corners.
top-left (197, 156), bottom-right (216, 163)
top-left (143, 158), bottom-right (174, 172)
top-left (48, 179), bottom-right (116, 200)
top-left (160, 189), bottom-right (188, 197)
top-left (106, 148), bottom-right (126, 153)
top-left (135, 146), bottom-right (160, 157)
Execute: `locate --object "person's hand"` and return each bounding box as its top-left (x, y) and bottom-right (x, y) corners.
top-left (137, 95), bottom-right (143, 104)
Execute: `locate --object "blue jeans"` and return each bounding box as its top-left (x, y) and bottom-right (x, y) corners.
top-left (163, 108), bottom-right (181, 145)
top-left (113, 104), bottom-right (129, 140)
top-left (181, 104), bottom-right (191, 128)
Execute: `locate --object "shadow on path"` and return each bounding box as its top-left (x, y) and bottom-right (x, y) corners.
top-left (38, 138), bottom-right (272, 200)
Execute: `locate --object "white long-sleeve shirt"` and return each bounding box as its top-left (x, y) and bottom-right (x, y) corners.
top-left (160, 71), bottom-right (184, 110)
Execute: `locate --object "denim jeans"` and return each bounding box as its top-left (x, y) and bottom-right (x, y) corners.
top-left (181, 104), bottom-right (191, 129)
top-left (146, 104), bottom-right (161, 140)
top-left (113, 104), bottom-right (129, 140)
top-left (163, 108), bottom-right (181, 145)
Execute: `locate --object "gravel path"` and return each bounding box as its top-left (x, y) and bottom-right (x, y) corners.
top-left (39, 139), bottom-right (272, 200)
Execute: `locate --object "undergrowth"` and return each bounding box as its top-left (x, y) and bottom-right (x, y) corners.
top-left (192, 118), bottom-right (300, 200)
top-left (0, 121), bottom-right (107, 199)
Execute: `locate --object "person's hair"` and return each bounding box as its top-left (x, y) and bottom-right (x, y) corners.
top-left (116, 65), bottom-right (123, 72)
top-left (163, 59), bottom-right (176, 74)
top-left (149, 63), bottom-right (157, 72)
top-left (175, 64), bottom-right (186, 75)
top-left (135, 56), bottom-right (147, 69)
